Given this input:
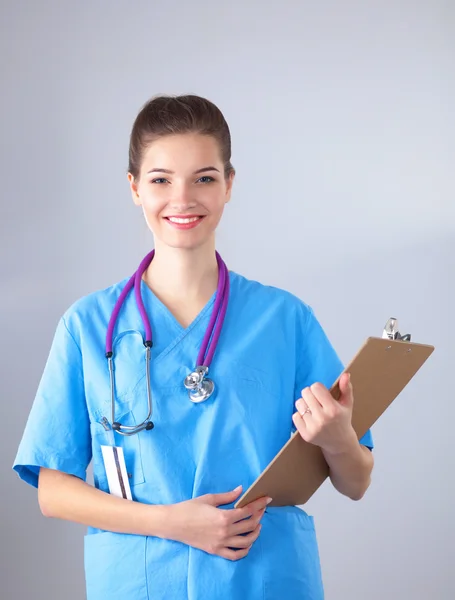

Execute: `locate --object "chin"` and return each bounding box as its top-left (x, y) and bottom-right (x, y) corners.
top-left (157, 233), bottom-right (215, 252)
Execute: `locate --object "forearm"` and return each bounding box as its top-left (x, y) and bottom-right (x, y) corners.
top-left (322, 430), bottom-right (374, 500)
top-left (38, 467), bottom-right (170, 537)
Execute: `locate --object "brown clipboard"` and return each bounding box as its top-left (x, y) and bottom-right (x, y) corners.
top-left (235, 323), bottom-right (434, 508)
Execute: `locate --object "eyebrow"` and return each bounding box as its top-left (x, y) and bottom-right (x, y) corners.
top-left (146, 166), bottom-right (220, 175)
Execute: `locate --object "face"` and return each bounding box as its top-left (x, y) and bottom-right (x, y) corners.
top-left (128, 133), bottom-right (234, 251)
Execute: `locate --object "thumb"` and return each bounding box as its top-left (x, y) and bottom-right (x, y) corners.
top-left (205, 485), bottom-right (243, 507)
top-left (338, 372), bottom-right (354, 407)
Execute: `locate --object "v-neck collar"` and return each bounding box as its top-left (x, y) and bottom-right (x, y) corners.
top-left (138, 278), bottom-right (218, 365)
top-left (139, 278), bottom-right (217, 332)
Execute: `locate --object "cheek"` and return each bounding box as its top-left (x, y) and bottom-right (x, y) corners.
top-left (212, 203), bottom-right (226, 223)
top-left (204, 188), bottom-right (228, 213)
top-left (140, 191), bottom-right (167, 215)
top-left (138, 196), bottom-right (167, 235)
top-left (203, 200), bottom-right (225, 230)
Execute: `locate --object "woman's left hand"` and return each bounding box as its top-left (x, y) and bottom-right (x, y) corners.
top-left (292, 372), bottom-right (357, 455)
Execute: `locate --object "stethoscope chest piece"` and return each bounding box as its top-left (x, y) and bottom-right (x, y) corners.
top-left (184, 366), bottom-right (215, 403)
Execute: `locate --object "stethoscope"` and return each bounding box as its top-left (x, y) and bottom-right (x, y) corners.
top-left (105, 250), bottom-right (230, 436)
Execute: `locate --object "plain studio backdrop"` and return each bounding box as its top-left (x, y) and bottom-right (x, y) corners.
top-left (1, 1), bottom-right (454, 599)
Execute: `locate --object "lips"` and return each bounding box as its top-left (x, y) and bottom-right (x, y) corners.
top-left (165, 216), bottom-right (203, 224)
top-left (164, 215), bottom-right (206, 230)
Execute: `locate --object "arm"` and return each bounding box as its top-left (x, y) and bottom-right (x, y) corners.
top-left (38, 467), bottom-right (169, 537)
top-left (322, 431), bottom-right (374, 500)
top-left (38, 468), bottom-right (270, 561)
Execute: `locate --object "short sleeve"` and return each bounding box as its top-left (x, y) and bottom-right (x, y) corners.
top-left (12, 316), bottom-right (92, 488)
top-left (295, 305), bottom-right (374, 450)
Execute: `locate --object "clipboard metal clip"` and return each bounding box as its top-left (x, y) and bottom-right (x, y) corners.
top-left (382, 317), bottom-right (411, 342)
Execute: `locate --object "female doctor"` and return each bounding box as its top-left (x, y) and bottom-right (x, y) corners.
top-left (13, 94), bottom-right (374, 600)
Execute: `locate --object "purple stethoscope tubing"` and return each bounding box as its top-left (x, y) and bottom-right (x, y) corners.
top-left (105, 251), bottom-right (229, 435)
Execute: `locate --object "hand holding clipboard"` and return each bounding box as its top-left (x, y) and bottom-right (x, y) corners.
top-left (235, 318), bottom-right (435, 509)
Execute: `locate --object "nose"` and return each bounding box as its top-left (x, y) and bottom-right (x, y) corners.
top-left (169, 183), bottom-right (196, 211)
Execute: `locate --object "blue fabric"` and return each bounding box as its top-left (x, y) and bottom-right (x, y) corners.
top-left (13, 271), bottom-right (373, 599)
top-left (293, 305), bottom-right (374, 450)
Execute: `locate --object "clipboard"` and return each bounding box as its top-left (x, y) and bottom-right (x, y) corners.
top-left (235, 318), bottom-right (435, 508)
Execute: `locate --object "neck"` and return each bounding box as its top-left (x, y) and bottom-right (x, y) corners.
top-left (144, 238), bottom-right (219, 303)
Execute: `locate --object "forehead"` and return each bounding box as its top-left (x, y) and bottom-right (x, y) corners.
top-left (140, 133), bottom-right (222, 172)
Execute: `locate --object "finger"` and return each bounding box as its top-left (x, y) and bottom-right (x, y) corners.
top-left (218, 547), bottom-right (250, 561)
top-left (301, 387), bottom-right (323, 416)
top-left (310, 382), bottom-right (339, 411)
top-left (229, 496), bottom-right (271, 523)
top-left (226, 524), bottom-right (262, 549)
top-left (292, 411), bottom-right (307, 437)
top-left (338, 372), bottom-right (354, 407)
top-left (339, 372), bottom-right (350, 394)
top-left (295, 398), bottom-right (310, 416)
top-left (230, 508), bottom-right (265, 536)
top-left (204, 486), bottom-right (243, 507)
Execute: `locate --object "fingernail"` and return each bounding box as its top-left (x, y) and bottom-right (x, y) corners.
top-left (234, 485), bottom-right (242, 491)
top-left (266, 498), bottom-right (273, 505)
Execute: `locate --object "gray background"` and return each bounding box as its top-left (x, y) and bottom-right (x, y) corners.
top-left (1, 1), bottom-right (454, 598)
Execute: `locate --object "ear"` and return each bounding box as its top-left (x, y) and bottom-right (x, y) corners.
top-left (128, 173), bottom-right (142, 207)
top-left (225, 170), bottom-right (235, 204)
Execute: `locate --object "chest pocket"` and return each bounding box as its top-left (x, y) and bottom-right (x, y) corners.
top-left (90, 408), bottom-right (146, 494)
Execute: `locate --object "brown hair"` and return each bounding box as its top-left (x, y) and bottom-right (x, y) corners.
top-left (128, 94), bottom-right (235, 181)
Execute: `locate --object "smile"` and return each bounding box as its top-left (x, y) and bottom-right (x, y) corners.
top-left (164, 215), bottom-right (205, 230)
top-left (167, 216), bottom-right (201, 224)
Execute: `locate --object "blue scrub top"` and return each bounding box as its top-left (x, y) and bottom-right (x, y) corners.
top-left (13, 270), bottom-right (373, 600)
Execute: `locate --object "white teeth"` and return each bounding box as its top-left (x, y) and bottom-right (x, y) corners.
top-left (168, 216), bottom-right (200, 224)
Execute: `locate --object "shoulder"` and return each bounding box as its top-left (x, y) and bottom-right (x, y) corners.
top-left (229, 271), bottom-right (313, 323)
top-left (60, 276), bottom-right (130, 339)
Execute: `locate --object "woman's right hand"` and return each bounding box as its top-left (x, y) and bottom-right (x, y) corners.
top-left (166, 486), bottom-right (271, 561)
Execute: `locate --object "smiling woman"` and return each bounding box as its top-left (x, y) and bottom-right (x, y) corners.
top-left (13, 93), bottom-right (374, 600)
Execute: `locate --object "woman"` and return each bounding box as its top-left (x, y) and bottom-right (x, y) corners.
top-left (13, 94), bottom-right (374, 599)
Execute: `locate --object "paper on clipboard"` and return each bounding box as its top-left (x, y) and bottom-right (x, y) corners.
top-left (235, 318), bottom-right (435, 508)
